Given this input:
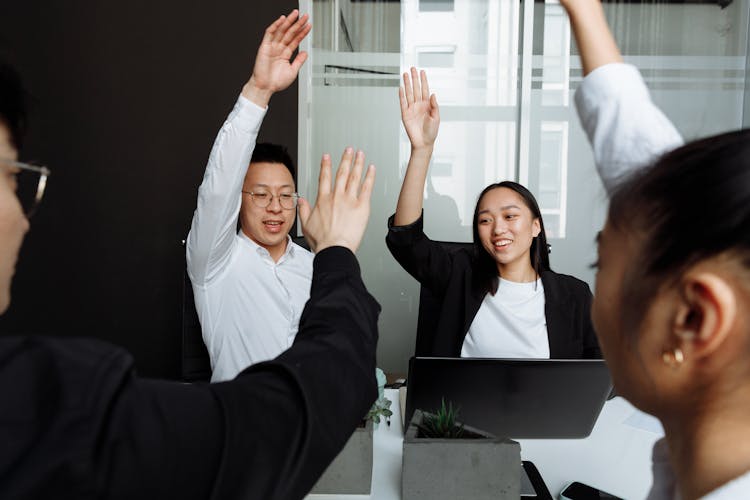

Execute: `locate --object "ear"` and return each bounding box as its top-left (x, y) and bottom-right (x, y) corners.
top-left (673, 272), bottom-right (737, 360)
top-left (532, 218), bottom-right (541, 238)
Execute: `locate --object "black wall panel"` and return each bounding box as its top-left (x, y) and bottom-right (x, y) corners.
top-left (0, 0), bottom-right (299, 378)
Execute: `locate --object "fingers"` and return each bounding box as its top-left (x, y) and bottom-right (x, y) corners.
top-left (281, 12), bottom-right (310, 47)
top-left (403, 71), bottom-right (414, 105)
top-left (298, 196), bottom-right (311, 226)
top-left (290, 51), bottom-right (309, 73)
top-left (346, 150), bottom-right (365, 194)
top-left (271, 10), bottom-right (300, 44)
top-left (359, 165), bottom-right (376, 204)
top-left (410, 67), bottom-right (421, 102)
top-left (398, 86), bottom-right (407, 115)
top-left (288, 21), bottom-right (312, 52)
top-left (334, 148), bottom-right (354, 195)
top-left (318, 153), bottom-right (333, 197)
top-left (264, 15), bottom-right (285, 42)
top-left (420, 69), bottom-right (430, 101)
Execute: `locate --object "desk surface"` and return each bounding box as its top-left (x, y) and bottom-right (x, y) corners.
top-left (308, 388), bottom-right (663, 500)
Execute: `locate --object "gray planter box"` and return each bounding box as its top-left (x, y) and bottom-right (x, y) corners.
top-left (310, 419), bottom-right (373, 494)
top-left (402, 410), bottom-right (521, 500)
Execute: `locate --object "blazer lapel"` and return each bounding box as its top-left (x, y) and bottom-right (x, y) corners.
top-left (541, 272), bottom-right (574, 358)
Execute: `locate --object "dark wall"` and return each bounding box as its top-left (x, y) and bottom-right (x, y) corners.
top-left (0, 1), bottom-right (299, 378)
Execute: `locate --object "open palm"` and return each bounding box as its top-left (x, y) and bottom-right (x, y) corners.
top-left (252, 10), bottom-right (312, 93)
top-left (400, 67), bottom-right (440, 149)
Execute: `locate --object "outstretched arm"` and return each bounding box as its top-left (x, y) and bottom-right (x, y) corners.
top-left (560, 0), bottom-right (622, 76)
top-left (561, 0), bottom-right (683, 193)
top-left (187, 10), bottom-right (311, 285)
top-left (97, 150), bottom-right (378, 499)
top-left (242, 10), bottom-right (312, 108)
top-left (393, 67), bottom-right (440, 226)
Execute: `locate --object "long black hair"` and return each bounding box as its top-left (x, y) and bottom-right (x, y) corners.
top-left (0, 61), bottom-right (27, 150)
top-left (609, 129), bottom-right (750, 327)
top-left (471, 181), bottom-right (551, 296)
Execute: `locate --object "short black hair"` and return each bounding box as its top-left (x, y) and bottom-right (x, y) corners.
top-left (0, 61), bottom-right (27, 150)
top-left (250, 143), bottom-right (296, 178)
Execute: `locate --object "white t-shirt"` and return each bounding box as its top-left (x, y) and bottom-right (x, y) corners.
top-left (461, 278), bottom-right (549, 358)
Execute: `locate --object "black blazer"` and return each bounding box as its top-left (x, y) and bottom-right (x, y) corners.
top-left (0, 248), bottom-right (379, 500)
top-left (386, 214), bottom-right (601, 359)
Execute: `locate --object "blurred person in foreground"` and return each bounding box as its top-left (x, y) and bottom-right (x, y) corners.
top-left (0, 56), bottom-right (379, 499)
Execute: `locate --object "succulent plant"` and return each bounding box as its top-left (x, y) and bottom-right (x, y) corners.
top-left (417, 398), bottom-right (466, 439)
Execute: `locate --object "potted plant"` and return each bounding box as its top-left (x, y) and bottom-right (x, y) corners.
top-left (402, 399), bottom-right (521, 500)
top-left (309, 369), bottom-right (390, 495)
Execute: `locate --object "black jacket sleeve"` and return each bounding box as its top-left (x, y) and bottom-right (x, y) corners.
top-left (579, 281), bottom-right (602, 359)
top-left (0, 247), bottom-right (380, 500)
top-left (385, 212), bottom-right (455, 295)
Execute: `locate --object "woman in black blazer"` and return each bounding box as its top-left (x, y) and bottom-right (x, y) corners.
top-left (388, 68), bottom-right (600, 360)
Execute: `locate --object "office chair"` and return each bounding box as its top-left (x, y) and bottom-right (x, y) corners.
top-left (414, 241), bottom-right (474, 357)
top-left (180, 235), bottom-right (312, 382)
top-left (181, 248), bottom-right (211, 382)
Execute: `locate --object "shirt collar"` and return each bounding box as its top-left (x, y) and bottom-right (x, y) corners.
top-left (239, 231), bottom-right (295, 261)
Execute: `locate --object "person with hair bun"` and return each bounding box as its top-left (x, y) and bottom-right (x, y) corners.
top-left (563, 0), bottom-right (750, 498)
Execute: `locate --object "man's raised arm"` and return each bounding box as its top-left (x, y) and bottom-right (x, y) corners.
top-left (92, 149), bottom-right (379, 500)
top-left (186, 10), bottom-right (311, 285)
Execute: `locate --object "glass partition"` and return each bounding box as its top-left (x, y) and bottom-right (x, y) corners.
top-left (299, 0), bottom-right (750, 373)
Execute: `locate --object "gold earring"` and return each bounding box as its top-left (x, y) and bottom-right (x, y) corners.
top-left (662, 348), bottom-right (685, 368)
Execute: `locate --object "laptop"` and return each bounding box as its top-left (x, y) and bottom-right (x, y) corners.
top-left (404, 357), bottom-right (612, 439)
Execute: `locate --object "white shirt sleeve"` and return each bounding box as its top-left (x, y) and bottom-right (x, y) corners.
top-left (574, 63), bottom-right (684, 195)
top-left (186, 95), bottom-right (267, 286)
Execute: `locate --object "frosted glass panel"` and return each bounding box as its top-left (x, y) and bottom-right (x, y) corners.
top-left (302, 0), bottom-right (750, 373)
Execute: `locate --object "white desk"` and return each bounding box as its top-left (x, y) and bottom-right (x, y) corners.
top-left (308, 389), bottom-right (663, 499)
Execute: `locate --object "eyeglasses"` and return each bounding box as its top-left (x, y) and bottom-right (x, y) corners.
top-left (0, 159), bottom-right (51, 217)
top-left (242, 190), bottom-right (299, 210)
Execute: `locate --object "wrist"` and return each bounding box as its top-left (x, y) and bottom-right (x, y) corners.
top-left (410, 144), bottom-right (434, 156)
top-left (315, 238), bottom-right (357, 254)
top-left (242, 77), bottom-right (274, 108)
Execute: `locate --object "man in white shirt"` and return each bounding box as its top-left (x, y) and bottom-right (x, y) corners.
top-left (187, 10), bottom-right (314, 382)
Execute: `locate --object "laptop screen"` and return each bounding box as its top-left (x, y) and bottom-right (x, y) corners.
top-left (405, 357), bottom-right (612, 439)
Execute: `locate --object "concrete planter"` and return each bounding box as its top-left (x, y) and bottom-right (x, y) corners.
top-left (402, 410), bottom-right (521, 500)
top-left (310, 419), bottom-right (373, 494)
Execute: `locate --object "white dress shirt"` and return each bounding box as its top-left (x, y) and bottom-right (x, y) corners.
top-left (574, 63), bottom-right (684, 195)
top-left (186, 95), bottom-right (314, 382)
top-left (461, 278), bottom-right (549, 359)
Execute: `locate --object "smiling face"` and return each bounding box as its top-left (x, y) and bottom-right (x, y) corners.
top-left (476, 187), bottom-right (541, 277)
top-left (0, 122), bottom-right (30, 314)
top-left (239, 161), bottom-right (296, 261)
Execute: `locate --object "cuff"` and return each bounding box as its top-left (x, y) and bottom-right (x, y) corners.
top-left (387, 211), bottom-right (423, 232)
top-left (313, 246), bottom-right (361, 277)
top-left (574, 63), bottom-right (650, 119)
top-left (225, 94), bottom-right (268, 134)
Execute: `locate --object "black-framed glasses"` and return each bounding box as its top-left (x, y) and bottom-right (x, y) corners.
top-left (242, 190), bottom-right (299, 210)
top-left (0, 159), bottom-right (51, 217)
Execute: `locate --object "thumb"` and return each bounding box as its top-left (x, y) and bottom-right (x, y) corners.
top-left (290, 51), bottom-right (308, 74)
top-left (298, 197), bottom-right (311, 226)
top-left (430, 93), bottom-right (440, 119)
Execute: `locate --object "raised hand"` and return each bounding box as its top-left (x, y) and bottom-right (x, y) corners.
top-left (243, 9), bottom-right (312, 107)
top-left (399, 67), bottom-right (440, 151)
top-left (298, 148), bottom-right (376, 254)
